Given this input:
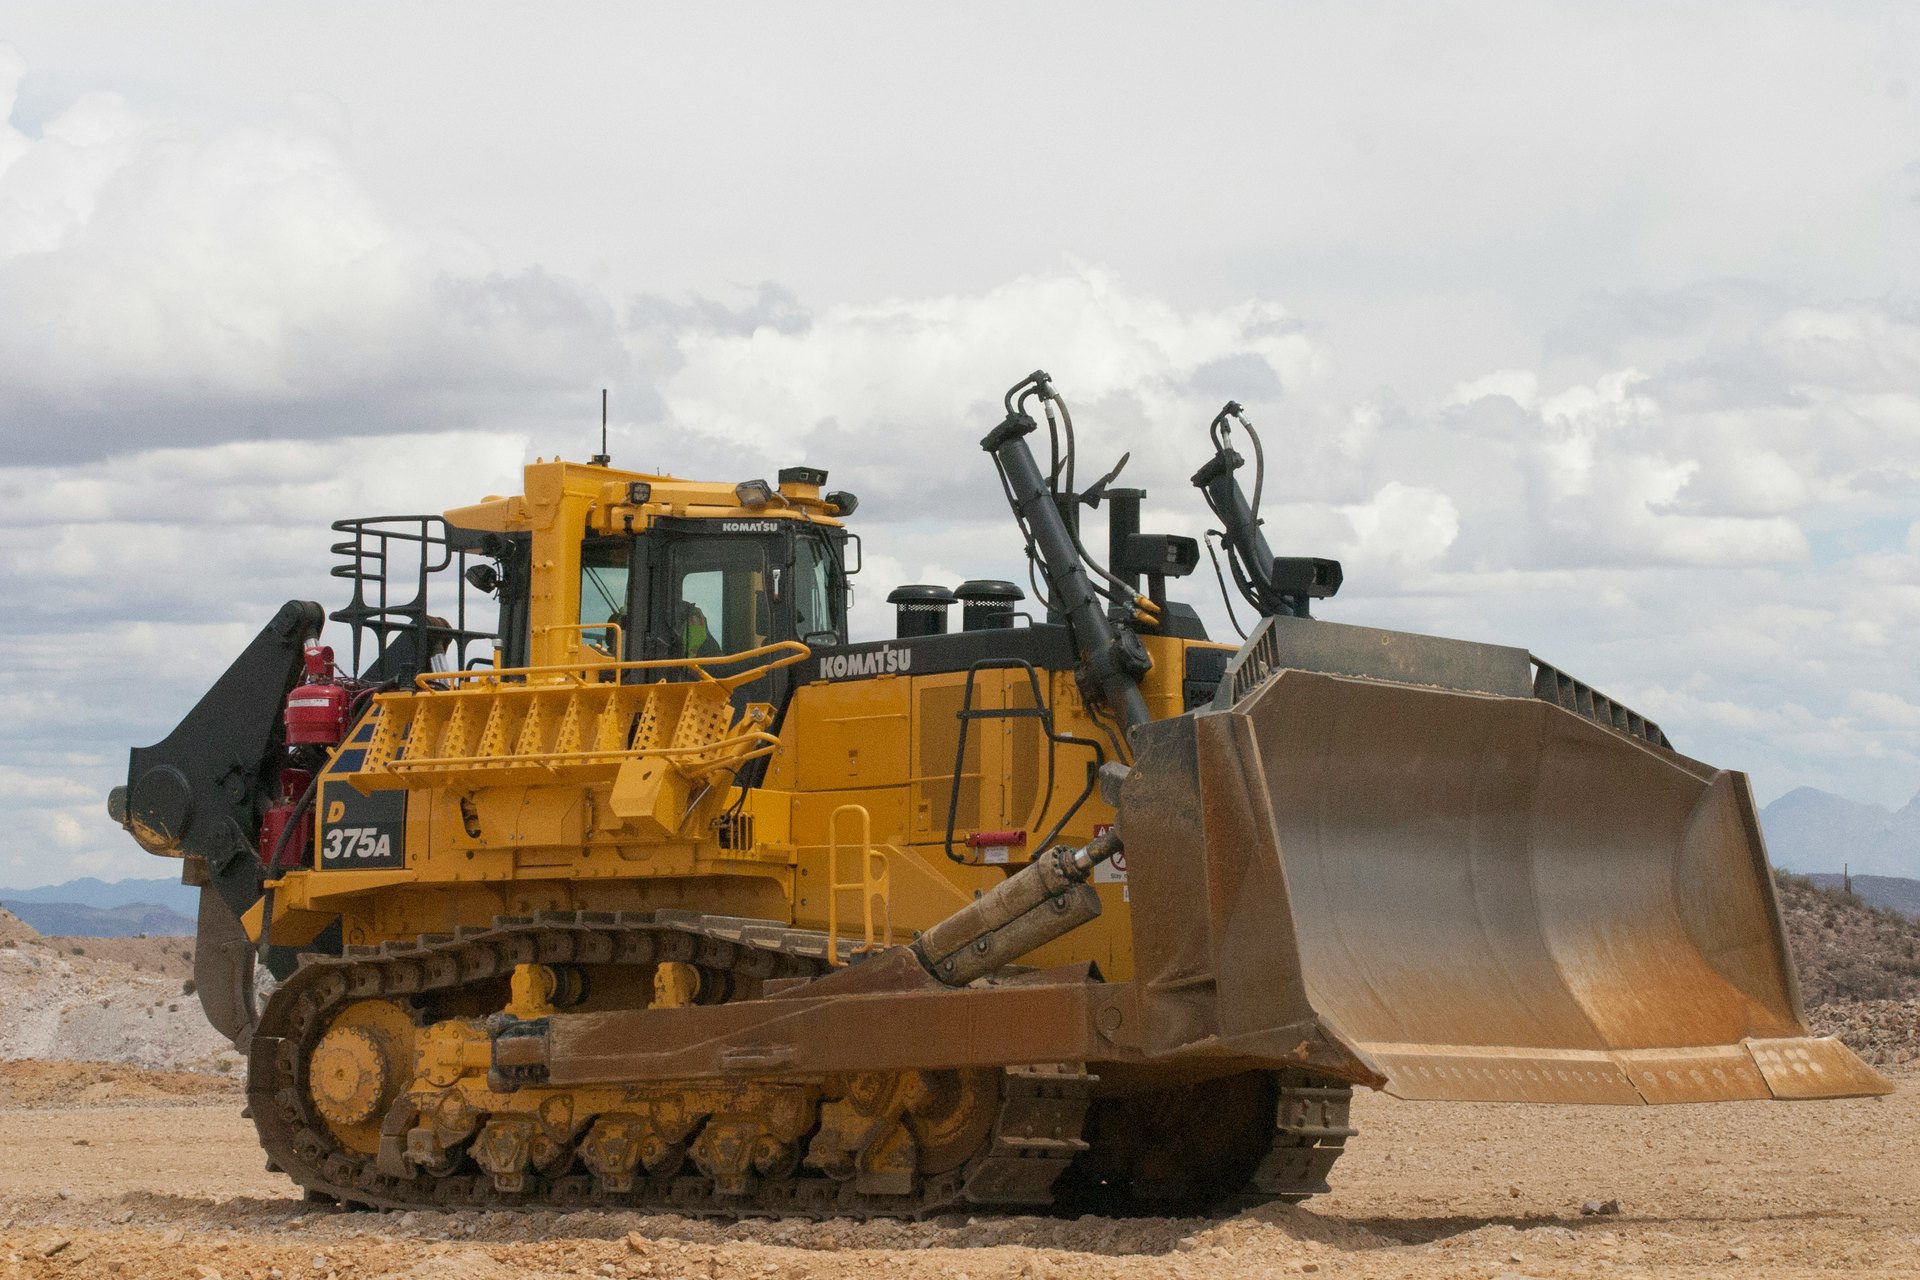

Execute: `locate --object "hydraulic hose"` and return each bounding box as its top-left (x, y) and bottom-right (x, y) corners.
top-left (984, 372), bottom-right (1153, 737)
top-left (1195, 401), bottom-right (1311, 619)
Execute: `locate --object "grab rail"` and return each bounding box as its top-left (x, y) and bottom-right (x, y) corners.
top-left (411, 640), bottom-right (811, 692)
top-left (826, 803), bottom-right (891, 964)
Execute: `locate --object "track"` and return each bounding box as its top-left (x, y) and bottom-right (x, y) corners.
top-left (249, 912), bottom-right (1350, 1218)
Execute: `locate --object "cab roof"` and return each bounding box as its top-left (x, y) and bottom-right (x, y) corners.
top-left (444, 458), bottom-right (850, 536)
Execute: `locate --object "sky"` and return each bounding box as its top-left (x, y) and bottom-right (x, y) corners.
top-left (3, 2), bottom-right (1920, 886)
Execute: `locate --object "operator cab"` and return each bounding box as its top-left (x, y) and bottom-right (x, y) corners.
top-left (575, 516), bottom-right (850, 706)
top-left (330, 463), bottom-right (855, 714)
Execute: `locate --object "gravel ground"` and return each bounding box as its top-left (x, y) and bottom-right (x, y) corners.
top-left (2, 903), bottom-right (1915, 1277)
top-left (0, 1063), bottom-right (1914, 1279)
top-left (1808, 998), bottom-right (1920, 1065)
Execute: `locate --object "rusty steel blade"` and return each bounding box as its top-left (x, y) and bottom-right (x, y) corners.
top-left (1119, 663), bottom-right (1893, 1105)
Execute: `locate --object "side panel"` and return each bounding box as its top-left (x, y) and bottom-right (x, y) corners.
top-left (793, 678), bottom-right (911, 792)
top-left (776, 654), bottom-right (1137, 978)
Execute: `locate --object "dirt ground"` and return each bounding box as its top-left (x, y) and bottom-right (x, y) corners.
top-left (1, 1064), bottom-right (1913, 1280)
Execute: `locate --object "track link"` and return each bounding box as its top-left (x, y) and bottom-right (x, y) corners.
top-left (249, 910), bottom-right (1349, 1217)
top-left (249, 911), bottom-right (1096, 1218)
top-left (1234, 1071), bottom-right (1357, 1206)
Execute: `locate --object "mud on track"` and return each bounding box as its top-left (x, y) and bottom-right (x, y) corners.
top-left (2, 1062), bottom-right (1915, 1279)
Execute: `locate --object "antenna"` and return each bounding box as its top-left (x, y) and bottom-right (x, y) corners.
top-left (591, 388), bottom-right (611, 467)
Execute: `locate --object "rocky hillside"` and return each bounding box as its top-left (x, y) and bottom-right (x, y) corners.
top-left (1773, 869), bottom-right (1920, 1005)
top-left (0, 907), bottom-right (239, 1074)
top-left (2, 899), bottom-right (195, 938)
top-left (0, 875), bottom-right (199, 938)
top-left (1768, 870), bottom-right (1920, 1066)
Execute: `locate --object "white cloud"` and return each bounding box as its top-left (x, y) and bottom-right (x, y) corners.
top-left (648, 263), bottom-right (1323, 456)
top-left (1448, 369), bottom-right (1540, 410)
top-left (1848, 689), bottom-right (1920, 731)
top-left (1672, 449), bottom-right (1810, 518)
top-left (0, 48), bottom-right (629, 463)
top-left (1343, 483), bottom-right (1461, 572)
top-left (1759, 305), bottom-right (1920, 392)
top-left (5, 15), bottom-right (1920, 887)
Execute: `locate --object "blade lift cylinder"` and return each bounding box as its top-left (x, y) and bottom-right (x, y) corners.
top-left (982, 373), bottom-right (1152, 735)
top-left (913, 827), bottom-right (1123, 985)
top-left (1192, 402), bottom-right (1341, 620)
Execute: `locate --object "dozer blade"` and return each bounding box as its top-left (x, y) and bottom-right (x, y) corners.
top-left (1120, 616), bottom-right (1892, 1106)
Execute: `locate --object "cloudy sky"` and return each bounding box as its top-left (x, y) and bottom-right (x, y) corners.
top-left (4, 3), bottom-right (1920, 886)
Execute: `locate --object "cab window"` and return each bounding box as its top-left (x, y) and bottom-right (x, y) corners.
top-left (579, 539), bottom-right (630, 653)
top-left (794, 533), bottom-right (844, 645)
top-left (668, 539), bottom-right (769, 657)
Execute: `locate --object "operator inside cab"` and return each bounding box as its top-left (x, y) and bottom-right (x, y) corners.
top-left (675, 599), bottom-right (721, 658)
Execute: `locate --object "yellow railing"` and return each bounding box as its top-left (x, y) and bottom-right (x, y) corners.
top-left (415, 639), bottom-right (810, 692)
top-left (548, 619), bottom-right (623, 662)
top-left (826, 803), bottom-right (891, 964)
top-left (338, 642), bottom-right (810, 785)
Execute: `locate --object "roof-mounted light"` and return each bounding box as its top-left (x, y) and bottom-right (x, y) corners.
top-left (735, 479), bottom-right (775, 509)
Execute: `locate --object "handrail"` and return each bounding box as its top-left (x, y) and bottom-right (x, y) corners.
top-left (548, 619), bottom-right (623, 657)
top-left (410, 640), bottom-right (811, 693)
top-left (826, 804), bottom-right (891, 965)
top-left (943, 658), bottom-right (1105, 865)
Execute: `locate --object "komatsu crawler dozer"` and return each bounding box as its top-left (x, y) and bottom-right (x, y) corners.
top-left (111, 371), bottom-right (1888, 1217)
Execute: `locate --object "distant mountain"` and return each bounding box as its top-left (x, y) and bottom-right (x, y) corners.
top-left (0, 876), bottom-right (200, 939)
top-left (4, 900), bottom-right (195, 938)
top-left (1805, 873), bottom-right (1920, 920)
top-left (0, 876), bottom-right (198, 915)
top-left (1759, 786), bottom-right (1920, 879)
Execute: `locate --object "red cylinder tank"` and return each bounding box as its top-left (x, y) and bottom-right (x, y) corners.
top-left (258, 767), bottom-right (314, 869)
top-left (284, 644), bottom-right (351, 746)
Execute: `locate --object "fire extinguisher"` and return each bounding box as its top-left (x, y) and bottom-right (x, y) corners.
top-left (284, 642), bottom-right (353, 747)
top-left (258, 642), bottom-right (355, 870)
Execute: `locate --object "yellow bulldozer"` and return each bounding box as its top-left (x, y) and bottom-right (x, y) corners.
top-left (111, 371), bottom-right (1887, 1216)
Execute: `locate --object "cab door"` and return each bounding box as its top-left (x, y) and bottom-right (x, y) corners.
top-left (643, 524), bottom-right (785, 708)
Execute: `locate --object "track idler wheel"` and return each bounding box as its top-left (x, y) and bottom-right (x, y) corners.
top-left (307, 1000), bottom-right (415, 1152)
top-left (310, 1026), bottom-right (393, 1128)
